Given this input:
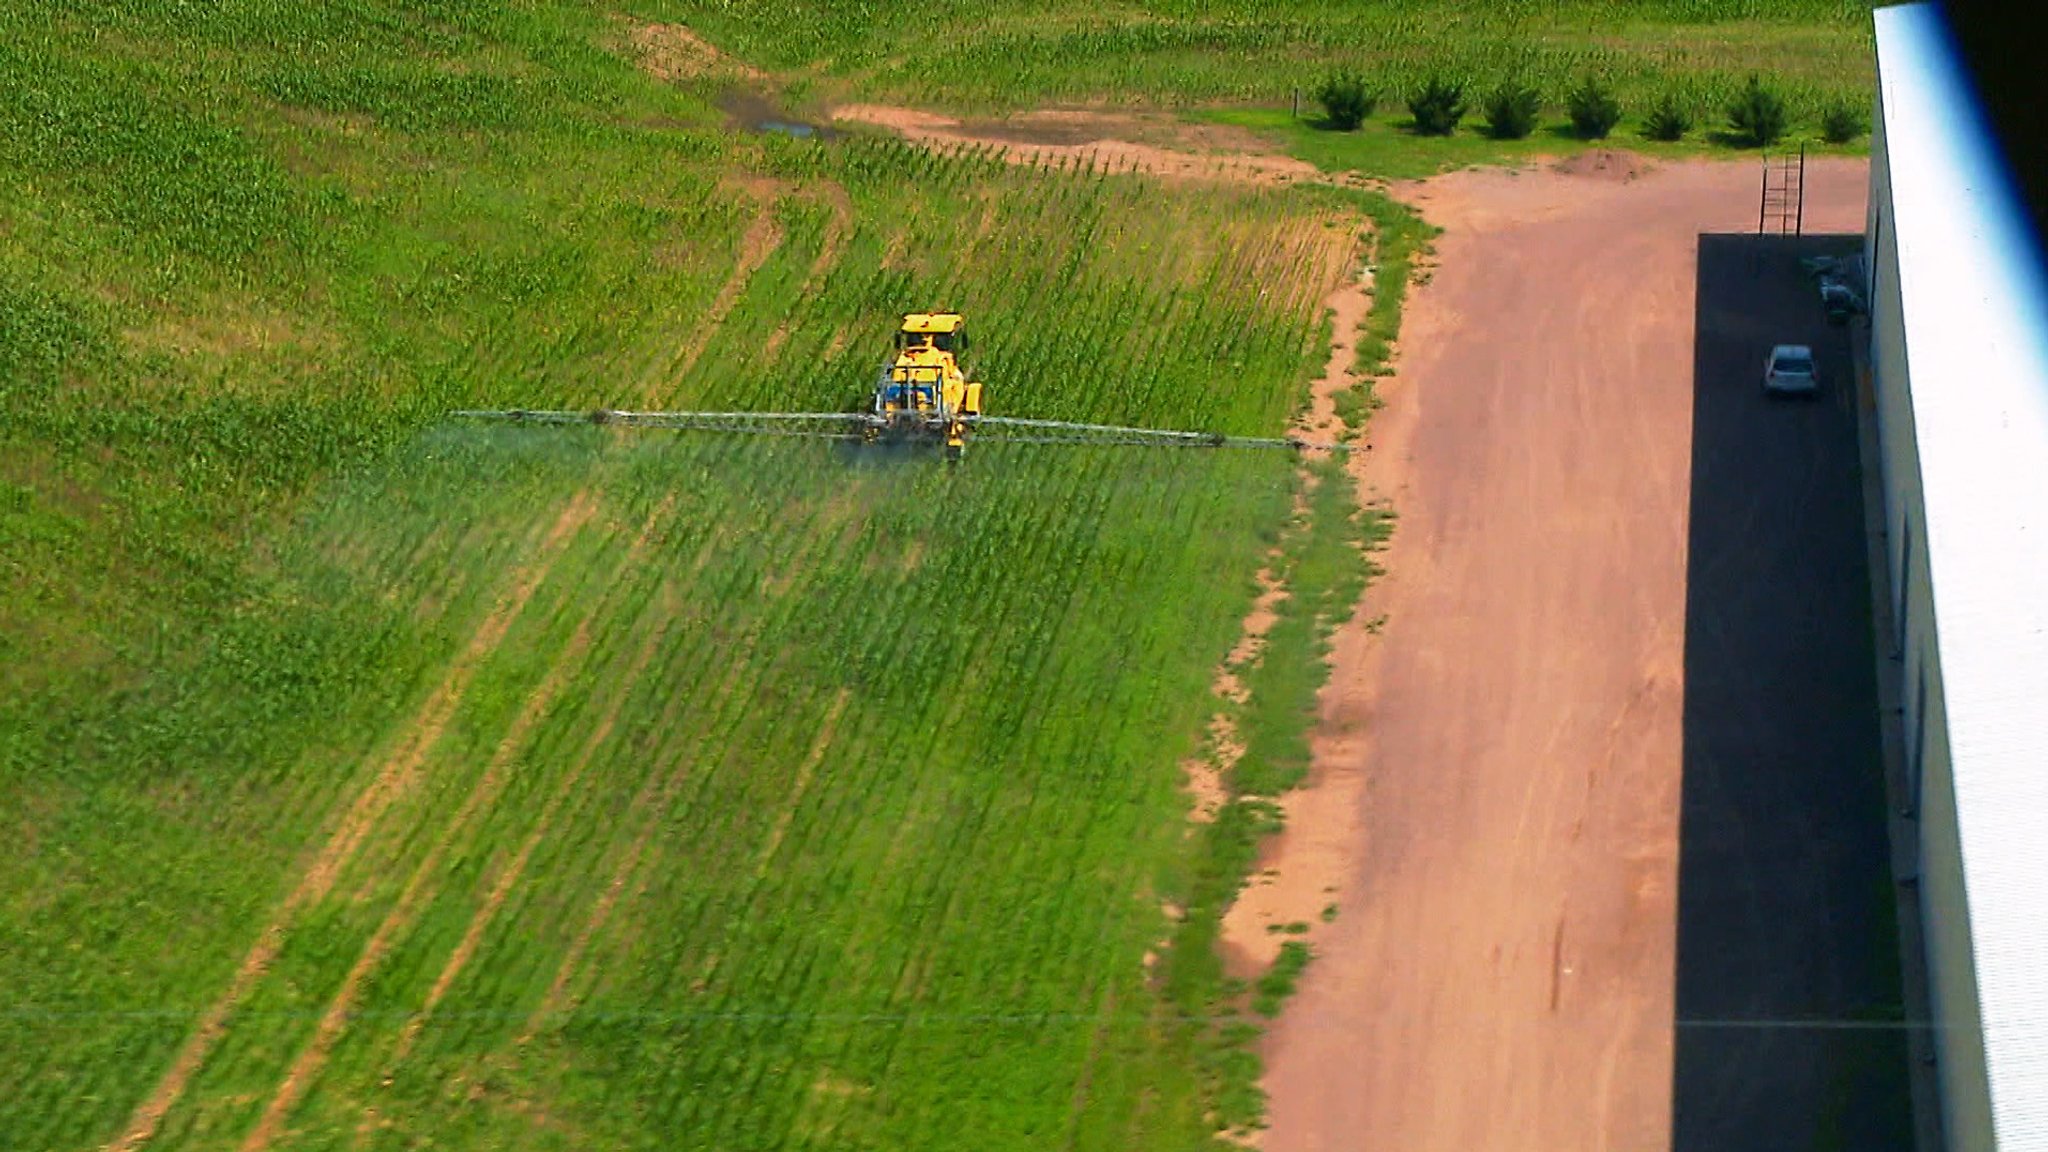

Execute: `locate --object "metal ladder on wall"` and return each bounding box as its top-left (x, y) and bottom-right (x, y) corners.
top-left (1759, 145), bottom-right (1806, 235)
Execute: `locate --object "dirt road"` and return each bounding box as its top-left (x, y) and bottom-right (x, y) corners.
top-left (1258, 155), bottom-right (1870, 1152)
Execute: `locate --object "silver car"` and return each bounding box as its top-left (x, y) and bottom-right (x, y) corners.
top-left (1763, 344), bottom-right (1820, 396)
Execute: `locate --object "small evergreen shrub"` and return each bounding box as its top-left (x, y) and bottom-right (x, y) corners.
top-left (1644, 92), bottom-right (1694, 141)
top-left (1316, 70), bottom-right (1377, 131)
top-left (1727, 75), bottom-right (1789, 147)
top-left (1566, 74), bottom-right (1622, 139)
top-left (1482, 80), bottom-right (1542, 140)
top-left (1821, 100), bottom-right (1868, 143)
top-left (1407, 74), bottom-right (1468, 136)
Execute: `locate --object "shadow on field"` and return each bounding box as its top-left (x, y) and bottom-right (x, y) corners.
top-left (1672, 233), bottom-right (1912, 1152)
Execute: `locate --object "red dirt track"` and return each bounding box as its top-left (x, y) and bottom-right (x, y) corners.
top-left (1260, 155), bottom-right (1869, 1152)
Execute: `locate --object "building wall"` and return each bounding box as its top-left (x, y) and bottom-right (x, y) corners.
top-left (1867, 78), bottom-right (1997, 1152)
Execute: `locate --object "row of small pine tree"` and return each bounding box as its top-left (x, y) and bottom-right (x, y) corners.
top-left (1314, 73), bottom-right (1869, 146)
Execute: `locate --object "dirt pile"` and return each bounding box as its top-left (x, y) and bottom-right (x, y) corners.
top-left (1553, 148), bottom-right (1650, 181)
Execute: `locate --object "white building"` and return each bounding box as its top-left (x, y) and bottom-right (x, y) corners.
top-left (1867, 6), bottom-right (2048, 1149)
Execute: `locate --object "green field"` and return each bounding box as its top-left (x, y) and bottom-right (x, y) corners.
top-left (674, 1), bottom-right (1877, 118)
top-left (0, 3), bottom-right (1380, 1147)
top-left (46, 428), bottom-right (1308, 1151)
top-left (678, 0), bottom-right (1878, 177)
top-left (3, 2), bottom-right (1872, 1149)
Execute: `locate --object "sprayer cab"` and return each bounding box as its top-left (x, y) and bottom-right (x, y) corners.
top-left (871, 312), bottom-right (983, 457)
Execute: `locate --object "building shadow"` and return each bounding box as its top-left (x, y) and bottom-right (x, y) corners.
top-left (1672, 233), bottom-right (1912, 1152)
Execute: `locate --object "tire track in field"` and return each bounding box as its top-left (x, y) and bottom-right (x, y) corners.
top-left (236, 494), bottom-right (656, 1152)
top-left (516, 580), bottom-right (768, 1038)
top-left (523, 598), bottom-right (784, 1030)
top-left (679, 492), bottom-right (982, 1100)
top-left (748, 688), bottom-right (854, 881)
top-left (831, 456), bottom-right (1109, 1099)
top-left (1060, 983), bottom-right (1117, 1151)
top-left (613, 499), bottom-right (871, 1003)
top-left (649, 178), bottom-right (787, 406)
top-left (843, 463), bottom-right (1106, 1103)
top-left (760, 181), bottom-right (853, 363)
top-left (106, 492), bottom-right (598, 1152)
top-left (520, 473), bottom-right (873, 1034)
top-left (385, 497), bottom-right (678, 1067)
top-left (660, 681), bottom-right (864, 1056)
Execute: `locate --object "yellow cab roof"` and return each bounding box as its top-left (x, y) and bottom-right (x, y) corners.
top-left (900, 312), bottom-right (964, 334)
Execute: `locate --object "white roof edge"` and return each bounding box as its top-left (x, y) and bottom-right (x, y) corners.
top-left (1875, 4), bottom-right (2048, 1146)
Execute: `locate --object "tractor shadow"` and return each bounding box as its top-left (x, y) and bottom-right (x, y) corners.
top-left (1672, 233), bottom-right (1912, 1152)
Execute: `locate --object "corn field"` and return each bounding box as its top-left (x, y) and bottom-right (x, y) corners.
top-left (658, 0), bottom-right (1877, 114)
top-left (3, 429), bottom-right (1309, 1150)
top-left (0, 2), bottom-right (1386, 1147)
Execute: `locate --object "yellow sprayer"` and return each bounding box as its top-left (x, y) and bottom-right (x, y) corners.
top-left (867, 312), bottom-right (983, 458)
top-left (458, 310), bottom-right (1350, 460)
